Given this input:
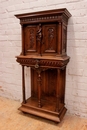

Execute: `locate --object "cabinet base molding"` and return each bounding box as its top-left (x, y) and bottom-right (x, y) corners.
top-left (18, 97), bottom-right (67, 123)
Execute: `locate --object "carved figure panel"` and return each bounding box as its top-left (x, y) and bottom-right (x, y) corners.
top-left (36, 24), bottom-right (42, 43)
top-left (42, 24), bottom-right (57, 54)
top-left (24, 26), bottom-right (37, 53)
top-left (48, 28), bottom-right (54, 50)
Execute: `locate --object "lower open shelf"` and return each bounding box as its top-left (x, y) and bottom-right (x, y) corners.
top-left (19, 97), bottom-right (67, 122)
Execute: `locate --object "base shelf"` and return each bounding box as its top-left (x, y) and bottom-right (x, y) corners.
top-left (19, 97), bottom-right (67, 122)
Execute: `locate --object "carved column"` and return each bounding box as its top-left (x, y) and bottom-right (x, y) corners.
top-left (22, 65), bottom-right (26, 103)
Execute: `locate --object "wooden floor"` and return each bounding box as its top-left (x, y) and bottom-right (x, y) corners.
top-left (0, 96), bottom-right (87, 130)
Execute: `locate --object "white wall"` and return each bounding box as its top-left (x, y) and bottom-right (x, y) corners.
top-left (0, 0), bottom-right (87, 118)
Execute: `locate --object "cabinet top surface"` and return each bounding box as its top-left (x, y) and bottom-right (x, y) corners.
top-left (16, 55), bottom-right (70, 61)
top-left (15, 8), bottom-right (71, 19)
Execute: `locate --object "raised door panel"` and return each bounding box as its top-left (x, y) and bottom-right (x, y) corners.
top-left (42, 24), bottom-right (57, 55)
top-left (24, 25), bottom-right (37, 54)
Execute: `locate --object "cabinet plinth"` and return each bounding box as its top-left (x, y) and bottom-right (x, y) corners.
top-left (15, 8), bottom-right (71, 123)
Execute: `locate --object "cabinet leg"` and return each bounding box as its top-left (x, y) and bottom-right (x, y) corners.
top-left (22, 65), bottom-right (26, 103)
top-left (37, 71), bottom-right (42, 108)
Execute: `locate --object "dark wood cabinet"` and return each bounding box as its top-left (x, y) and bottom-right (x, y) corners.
top-left (15, 8), bottom-right (71, 122)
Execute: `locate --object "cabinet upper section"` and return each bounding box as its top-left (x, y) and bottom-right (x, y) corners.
top-left (15, 8), bottom-right (71, 56)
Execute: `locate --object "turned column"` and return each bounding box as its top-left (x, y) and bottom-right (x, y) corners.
top-left (37, 71), bottom-right (42, 108)
top-left (22, 65), bottom-right (26, 103)
top-left (56, 69), bottom-right (61, 112)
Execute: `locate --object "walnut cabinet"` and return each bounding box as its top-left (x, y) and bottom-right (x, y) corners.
top-left (15, 8), bottom-right (71, 122)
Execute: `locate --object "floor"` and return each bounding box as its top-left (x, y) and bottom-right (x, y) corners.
top-left (0, 97), bottom-right (87, 130)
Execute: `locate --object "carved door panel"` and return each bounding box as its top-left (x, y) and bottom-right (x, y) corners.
top-left (24, 25), bottom-right (37, 54)
top-left (24, 24), bottom-right (57, 55)
top-left (41, 24), bottom-right (57, 55)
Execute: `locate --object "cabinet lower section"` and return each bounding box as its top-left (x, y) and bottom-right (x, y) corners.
top-left (19, 97), bottom-right (67, 122)
top-left (19, 64), bottom-right (67, 123)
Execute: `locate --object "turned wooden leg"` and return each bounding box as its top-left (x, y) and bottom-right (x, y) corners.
top-left (56, 69), bottom-right (61, 112)
top-left (37, 71), bottom-right (42, 108)
top-left (22, 65), bottom-right (26, 103)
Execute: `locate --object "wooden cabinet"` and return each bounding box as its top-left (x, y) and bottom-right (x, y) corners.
top-left (15, 8), bottom-right (71, 123)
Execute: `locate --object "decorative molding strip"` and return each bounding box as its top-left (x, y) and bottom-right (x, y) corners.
top-left (21, 15), bottom-right (59, 23)
top-left (16, 58), bottom-right (69, 68)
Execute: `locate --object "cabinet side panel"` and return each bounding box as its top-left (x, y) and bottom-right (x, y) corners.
top-left (62, 25), bottom-right (67, 54)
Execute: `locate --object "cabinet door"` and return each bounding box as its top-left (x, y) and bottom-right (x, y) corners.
top-left (41, 24), bottom-right (57, 55)
top-left (24, 25), bottom-right (37, 54)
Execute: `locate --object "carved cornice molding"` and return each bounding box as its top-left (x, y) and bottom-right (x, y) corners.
top-left (15, 8), bottom-right (71, 25)
top-left (21, 15), bottom-right (59, 23)
top-left (20, 15), bottom-right (68, 25)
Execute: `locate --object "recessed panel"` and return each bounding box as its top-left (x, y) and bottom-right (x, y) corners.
top-left (31, 68), bottom-right (57, 102)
